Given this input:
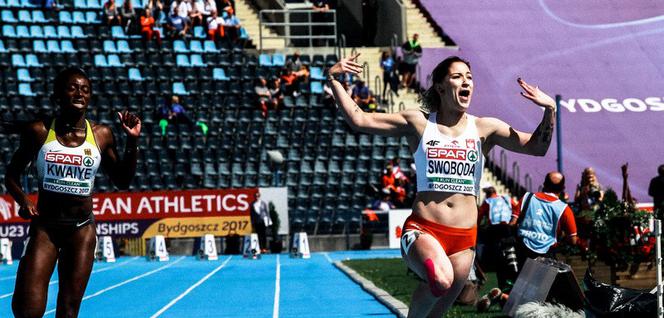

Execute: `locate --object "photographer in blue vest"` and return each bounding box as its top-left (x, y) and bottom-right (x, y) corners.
top-left (512, 171), bottom-right (578, 269)
top-left (478, 185), bottom-right (519, 292)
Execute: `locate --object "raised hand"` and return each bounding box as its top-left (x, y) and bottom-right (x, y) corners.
top-left (328, 53), bottom-right (363, 77)
top-left (518, 78), bottom-right (555, 109)
top-left (117, 110), bottom-right (142, 138)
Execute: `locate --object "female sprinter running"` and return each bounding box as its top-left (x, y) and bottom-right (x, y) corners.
top-left (5, 67), bottom-right (141, 318)
top-left (327, 55), bottom-right (555, 317)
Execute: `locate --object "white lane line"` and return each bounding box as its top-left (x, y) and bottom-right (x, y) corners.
top-left (322, 252), bottom-right (333, 263)
top-left (273, 254), bottom-right (281, 318)
top-left (149, 256), bottom-right (233, 318)
top-left (538, 0), bottom-right (664, 29)
top-left (0, 257), bottom-right (141, 299)
top-left (43, 256), bottom-right (186, 316)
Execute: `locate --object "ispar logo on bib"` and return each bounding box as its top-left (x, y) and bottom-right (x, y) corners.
top-left (467, 150), bottom-right (478, 162)
top-left (83, 157), bottom-right (94, 167)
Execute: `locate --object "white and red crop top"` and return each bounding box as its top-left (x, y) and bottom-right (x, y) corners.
top-left (35, 119), bottom-right (102, 197)
top-left (413, 112), bottom-right (484, 196)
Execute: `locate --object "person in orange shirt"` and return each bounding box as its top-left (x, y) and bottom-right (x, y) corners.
top-left (140, 10), bottom-right (161, 46)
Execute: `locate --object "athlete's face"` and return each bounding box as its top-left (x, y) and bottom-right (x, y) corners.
top-left (439, 61), bottom-right (473, 110)
top-left (61, 74), bottom-right (91, 111)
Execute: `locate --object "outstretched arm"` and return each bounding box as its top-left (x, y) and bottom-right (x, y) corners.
top-left (483, 78), bottom-right (556, 156)
top-left (327, 53), bottom-right (415, 137)
top-left (99, 111), bottom-right (141, 190)
top-left (5, 123), bottom-right (43, 218)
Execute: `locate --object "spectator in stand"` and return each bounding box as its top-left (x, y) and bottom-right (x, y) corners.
top-left (280, 66), bottom-right (301, 97)
top-left (169, 95), bottom-right (194, 126)
top-left (381, 163), bottom-right (395, 190)
top-left (188, 0), bottom-right (203, 26)
top-left (391, 157), bottom-right (408, 183)
top-left (250, 192), bottom-right (272, 253)
top-left (372, 189), bottom-right (395, 212)
top-left (294, 64), bottom-right (310, 83)
top-left (140, 9), bottom-right (162, 46)
top-left (43, 0), bottom-right (61, 10)
top-left (120, 0), bottom-right (136, 33)
top-left (171, 0), bottom-right (192, 26)
top-left (574, 167), bottom-right (604, 212)
top-left (649, 164), bottom-right (664, 219)
top-left (477, 185), bottom-right (519, 293)
top-left (222, 7), bottom-right (241, 42)
top-left (145, 0), bottom-right (165, 26)
top-left (351, 79), bottom-right (377, 111)
top-left (289, 51), bottom-right (303, 72)
top-left (513, 172), bottom-right (577, 269)
top-left (196, 0), bottom-right (215, 20)
top-left (206, 9), bottom-right (225, 41)
top-left (311, 0), bottom-right (330, 46)
top-left (254, 77), bottom-right (277, 117)
top-left (269, 76), bottom-right (283, 108)
top-left (392, 179), bottom-right (407, 208)
top-left (165, 8), bottom-right (189, 38)
top-left (380, 50), bottom-right (398, 101)
top-left (103, 0), bottom-right (122, 26)
top-left (400, 33), bottom-right (423, 91)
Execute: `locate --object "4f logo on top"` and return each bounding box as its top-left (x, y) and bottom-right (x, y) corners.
top-left (426, 140), bottom-right (439, 146)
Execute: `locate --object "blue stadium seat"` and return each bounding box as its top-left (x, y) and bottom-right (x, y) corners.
top-left (17, 10), bottom-right (31, 22)
top-left (116, 40), bottom-right (131, 53)
top-left (0, 40), bottom-right (7, 53)
top-left (190, 54), bottom-right (206, 67)
top-left (193, 26), bottom-right (205, 39)
top-left (203, 40), bottom-right (217, 53)
top-left (46, 40), bottom-right (61, 53)
top-left (32, 10), bottom-right (47, 23)
top-left (71, 25), bottom-right (85, 38)
top-left (111, 26), bottom-right (126, 38)
top-left (310, 81), bottom-right (323, 95)
top-left (86, 11), bottom-right (99, 23)
top-left (103, 40), bottom-right (117, 53)
top-left (74, 0), bottom-right (86, 8)
top-left (29, 25), bottom-right (43, 38)
top-left (94, 54), bottom-right (108, 67)
top-left (12, 54), bottom-right (26, 67)
top-left (32, 40), bottom-right (47, 52)
top-left (25, 54), bottom-right (41, 67)
top-left (19, 0), bottom-right (34, 7)
top-left (310, 66), bottom-right (325, 80)
top-left (16, 25), bottom-right (30, 38)
top-left (189, 40), bottom-right (203, 53)
top-left (212, 68), bottom-right (229, 81)
top-left (86, 0), bottom-right (101, 9)
top-left (57, 25), bottom-right (70, 38)
top-left (239, 27), bottom-right (249, 40)
top-left (175, 54), bottom-right (190, 67)
top-left (258, 54), bottom-right (272, 67)
top-left (6, 0), bottom-right (19, 7)
top-left (18, 83), bottom-right (35, 96)
top-left (173, 40), bottom-right (188, 53)
top-left (72, 11), bottom-right (86, 24)
top-left (272, 53), bottom-right (285, 67)
top-left (17, 68), bottom-right (33, 81)
top-left (44, 25), bottom-right (58, 38)
top-left (60, 40), bottom-right (76, 53)
top-left (58, 10), bottom-right (72, 23)
top-left (107, 54), bottom-right (123, 67)
top-left (2, 10), bottom-right (17, 23)
top-left (172, 82), bottom-right (189, 95)
top-left (128, 67), bottom-right (143, 81)
top-left (2, 25), bottom-right (16, 38)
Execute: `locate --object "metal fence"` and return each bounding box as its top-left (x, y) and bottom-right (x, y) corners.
top-left (258, 9), bottom-right (337, 51)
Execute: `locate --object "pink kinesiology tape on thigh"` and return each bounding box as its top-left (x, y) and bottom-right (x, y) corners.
top-left (424, 258), bottom-right (447, 297)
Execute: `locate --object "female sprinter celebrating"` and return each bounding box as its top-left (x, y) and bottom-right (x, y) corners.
top-left (5, 67), bottom-right (141, 318)
top-left (327, 55), bottom-right (555, 317)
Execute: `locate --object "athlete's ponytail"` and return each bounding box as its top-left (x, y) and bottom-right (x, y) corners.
top-left (418, 56), bottom-right (470, 113)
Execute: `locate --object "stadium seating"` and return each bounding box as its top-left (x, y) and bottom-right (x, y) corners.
top-left (0, 5), bottom-right (410, 235)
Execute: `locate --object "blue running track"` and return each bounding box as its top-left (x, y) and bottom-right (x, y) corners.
top-left (0, 250), bottom-right (401, 317)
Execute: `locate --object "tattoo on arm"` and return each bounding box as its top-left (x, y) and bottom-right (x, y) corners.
top-left (533, 107), bottom-right (555, 145)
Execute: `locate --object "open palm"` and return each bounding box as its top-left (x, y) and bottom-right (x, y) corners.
top-left (518, 78), bottom-right (555, 108)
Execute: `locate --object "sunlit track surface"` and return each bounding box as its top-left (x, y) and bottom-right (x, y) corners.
top-left (0, 250), bottom-right (401, 317)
